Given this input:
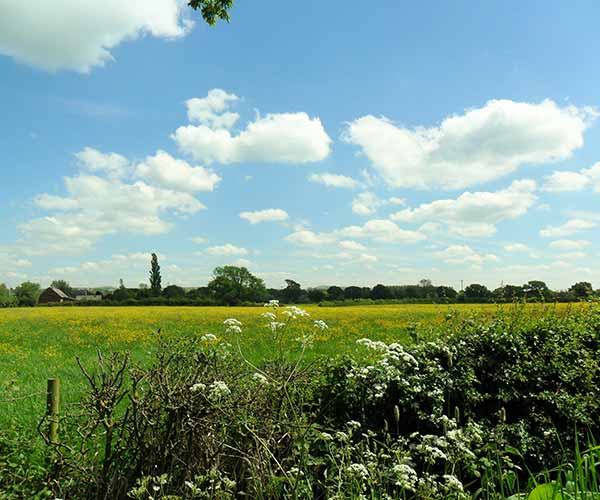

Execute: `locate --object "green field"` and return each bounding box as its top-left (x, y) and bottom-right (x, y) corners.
top-left (0, 302), bottom-right (573, 430)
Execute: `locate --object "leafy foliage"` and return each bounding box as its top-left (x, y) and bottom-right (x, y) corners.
top-left (188, 0), bottom-right (234, 26)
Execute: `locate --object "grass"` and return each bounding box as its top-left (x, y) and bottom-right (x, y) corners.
top-left (0, 302), bottom-right (577, 435)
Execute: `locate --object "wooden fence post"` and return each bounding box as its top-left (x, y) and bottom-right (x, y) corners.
top-left (46, 378), bottom-right (60, 443)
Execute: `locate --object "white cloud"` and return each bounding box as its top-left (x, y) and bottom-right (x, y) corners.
top-left (135, 150), bottom-right (221, 193)
top-left (548, 239), bottom-right (591, 250)
top-left (75, 147), bottom-right (130, 178)
top-left (338, 240), bottom-right (367, 251)
top-left (309, 173), bottom-right (360, 189)
top-left (557, 251), bottom-right (586, 260)
top-left (344, 99), bottom-right (594, 189)
top-left (433, 245), bottom-right (498, 265)
top-left (540, 219), bottom-right (596, 238)
top-left (542, 171), bottom-right (590, 192)
top-left (285, 230), bottom-right (337, 247)
top-left (352, 192), bottom-right (380, 216)
top-left (239, 208), bottom-right (289, 224)
top-left (174, 110), bottom-right (332, 165)
top-left (391, 179), bottom-right (537, 237)
top-left (24, 173), bottom-right (205, 255)
top-left (186, 89), bottom-right (240, 130)
top-left (542, 162), bottom-right (600, 193)
top-left (205, 244), bottom-right (249, 256)
top-left (504, 243), bottom-right (531, 253)
top-left (190, 236), bottom-right (207, 244)
top-left (0, 1), bottom-right (191, 72)
top-left (336, 219), bottom-right (426, 244)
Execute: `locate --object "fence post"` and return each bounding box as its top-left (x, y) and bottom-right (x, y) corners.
top-left (46, 378), bottom-right (60, 443)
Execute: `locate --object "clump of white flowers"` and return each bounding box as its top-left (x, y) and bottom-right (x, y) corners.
top-left (313, 319), bottom-right (328, 330)
top-left (391, 463), bottom-right (418, 491)
top-left (223, 318), bottom-right (242, 334)
top-left (208, 380), bottom-right (231, 400)
top-left (264, 299), bottom-right (279, 309)
top-left (190, 382), bottom-right (206, 393)
top-left (199, 333), bottom-right (218, 343)
top-left (282, 306), bottom-right (310, 319)
top-left (252, 372), bottom-right (269, 385)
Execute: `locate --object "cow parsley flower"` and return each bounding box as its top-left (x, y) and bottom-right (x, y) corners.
top-left (223, 318), bottom-right (242, 334)
top-left (347, 463), bottom-right (369, 480)
top-left (313, 319), bottom-right (328, 330)
top-left (392, 464), bottom-right (418, 491)
top-left (209, 380), bottom-right (231, 400)
top-left (282, 306), bottom-right (310, 319)
top-left (262, 312), bottom-right (277, 321)
top-left (252, 372), bottom-right (269, 385)
top-left (190, 382), bottom-right (206, 393)
top-left (264, 299), bottom-right (279, 308)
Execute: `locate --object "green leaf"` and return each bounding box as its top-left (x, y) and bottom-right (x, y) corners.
top-left (528, 483), bottom-right (563, 500)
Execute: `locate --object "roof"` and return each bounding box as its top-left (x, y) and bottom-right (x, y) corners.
top-left (48, 287), bottom-right (72, 299)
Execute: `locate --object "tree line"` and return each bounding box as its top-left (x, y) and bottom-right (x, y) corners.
top-left (0, 254), bottom-right (596, 307)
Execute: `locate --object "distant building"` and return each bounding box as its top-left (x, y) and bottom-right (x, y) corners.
top-left (75, 294), bottom-right (102, 301)
top-left (39, 287), bottom-right (75, 304)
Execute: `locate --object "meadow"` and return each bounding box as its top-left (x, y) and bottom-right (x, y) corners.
top-left (1, 302), bottom-right (594, 499)
top-left (0, 302), bottom-right (574, 430)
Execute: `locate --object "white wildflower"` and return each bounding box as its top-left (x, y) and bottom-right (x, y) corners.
top-left (262, 312), bottom-right (277, 321)
top-left (346, 420), bottom-right (361, 429)
top-left (443, 474), bottom-right (464, 492)
top-left (199, 333), bottom-right (218, 343)
top-left (252, 372), bottom-right (269, 385)
top-left (392, 464), bottom-right (418, 491)
top-left (190, 382), bottom-right (206, 393)
top-left (282, 306), bottom-right (310, 319)
top-left (264, 299), bottom-right (279, 308)
top-left (269, 321), bottom-right (286, 333)
top-left (209, 380), bottom-right (231, 400)
top-left (347, 463), bottom-right (369, 480)
top-left (313, 319), bottom-right (328, 330)
top-left (319, 432), bottom-right (334, 441)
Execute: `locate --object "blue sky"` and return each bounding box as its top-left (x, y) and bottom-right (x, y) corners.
top-left (1, 1), bottom-right (600, 290)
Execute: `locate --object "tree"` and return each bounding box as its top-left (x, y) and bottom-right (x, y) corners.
top-left (0, 283), bottom-right (15, 307)
top-left (163, 285), bottom-right (186, 299)
top-left (436, 286), bottom-right (457, 302)
top-left (569, 281), bottom-right (593, 299)
top-left (149, 253), bottom-right (162, 296)
top-left (344, 286), bottom-right (363, 300)
top-left (419, 278), bottom-right (433, 288)
top-left (188, 0), bottom-right (234, 25)
top-left (14, 281), bottom-right (41, 307)
top-left (307, 288), bottom-right (327, 303)
top-left (281, 279), bottom-right (302, 304)
top-left (207, 266), bottom-right (267, 305)
top-left (371, 284), bottom-right (391, 300)
top-left (464, 283), bottom-right (492, 303)
top-left (51, 279), bottom-right (74, 297)
top-left (327, 286), bottom-right (344, 301)
top-left (522, 280), bottom-right (550, 301)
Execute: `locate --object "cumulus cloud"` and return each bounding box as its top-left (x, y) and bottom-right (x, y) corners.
top-left (24, 168), bottom-right (205, 255)
top-left (186, 89), bottom-right (240, 129)
top-left (205, 244), bottom-right (249, 256)
top-left (338, 240), bottom-right (367, 251)
top-left (391, 179), bottom-right (537, 237)
top-left (548, 239), bottom-right (591, 250)
top-left (540, 219), bottom-right (596, 238)
top-left (309, 173), bottom-right (360, 189)
top-left (336, 219), bottom-right (425, 244)
top-left (174, 91), bottom-right (332, 165)
top-left (239, 208), bottom-right (289, 224)
top-left (352, 192), bottom-right (380, 216)
top-left (75, 147), bottom-right (130, 178)
top-left (285, 230), bottom-right (337, 247)
top-left (504, 243), bottom-right (531, 253)
top-left (0, 0), bottom-right (191, 72)
top-left (135, 150), bottom-right (221, 193)
top-left (542, 162), bottom-right (600, 192)
top-left (344, 99), bottom-right (594, 189)
top-left (433, 245), bottom-right (498, 265)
